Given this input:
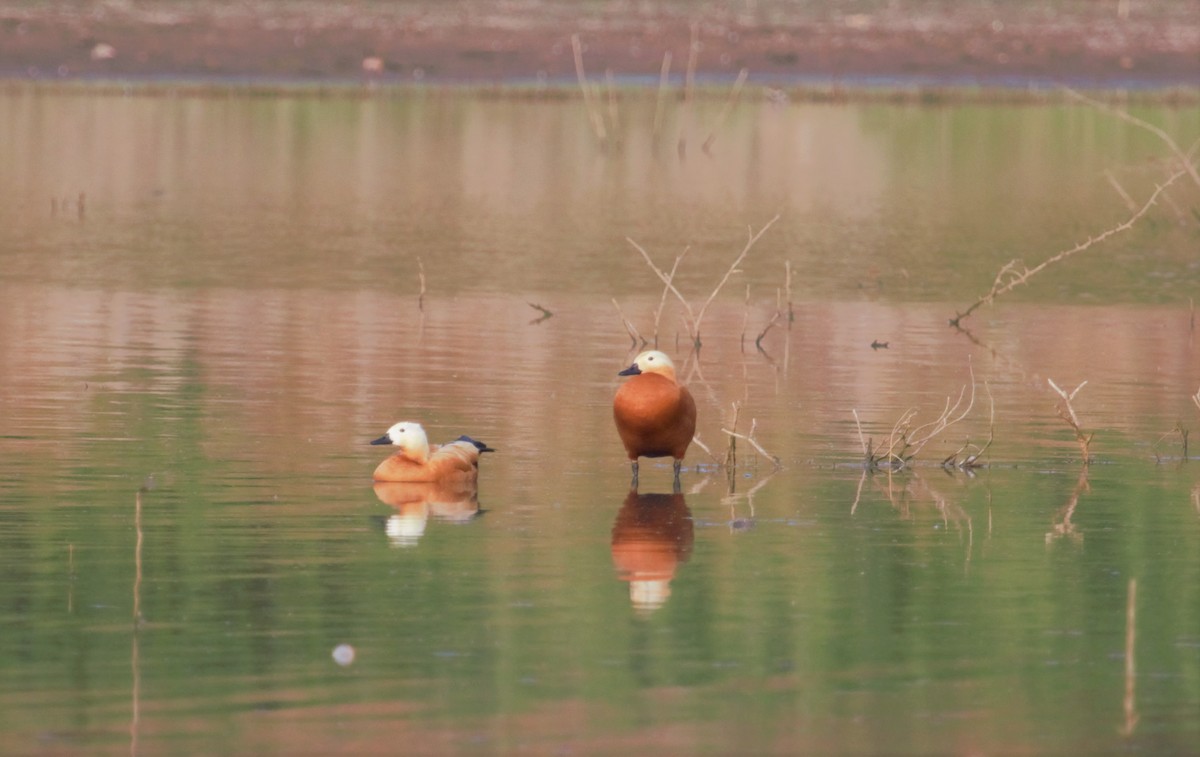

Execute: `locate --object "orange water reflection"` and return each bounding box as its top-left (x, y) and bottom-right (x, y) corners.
top-left (373, 481), bottom-right (481, 547)
top-left (611, 490), bottom-right (694, 612)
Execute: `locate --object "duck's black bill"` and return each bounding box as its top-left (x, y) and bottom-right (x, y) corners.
top-left (618, 364), bottom-right (642, 376)
top-left (370, 435), bottom-right (391, 445)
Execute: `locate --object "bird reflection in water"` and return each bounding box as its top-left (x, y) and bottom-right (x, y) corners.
top-left (611, 489), bottom-right (694, 613)
top-left (373, 481), bottom-right (482, 547)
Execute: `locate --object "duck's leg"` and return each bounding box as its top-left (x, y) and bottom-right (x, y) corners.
top-left (672, 459), bottom-right (682, 492)
top-left (630, 460), bottom-right (640, 490)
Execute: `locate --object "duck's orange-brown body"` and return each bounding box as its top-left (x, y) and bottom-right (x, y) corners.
top-left (613, 351), bottom-right (696, 489)
top-left (373, 440), bottom-right (484, 483)
top-left (370, 422), bottom-right (493, 483)
top-left (614, 373), bottom-right (697, 461)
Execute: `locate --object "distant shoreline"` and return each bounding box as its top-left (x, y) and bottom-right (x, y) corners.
top-left (1, 1), bottom-right (1197, 94)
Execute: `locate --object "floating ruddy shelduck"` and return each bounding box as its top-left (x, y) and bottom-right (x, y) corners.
top-left (613, 350), bottom-right (697, 488)
top-left (370, 422), bottom-right (494, 483)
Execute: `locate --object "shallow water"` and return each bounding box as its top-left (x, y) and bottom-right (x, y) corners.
top-left (1, 88), bottom-right (1198, 754)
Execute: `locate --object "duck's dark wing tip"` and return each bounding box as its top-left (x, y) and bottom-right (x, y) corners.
top-left (457, 435), bottom-right (496, 453)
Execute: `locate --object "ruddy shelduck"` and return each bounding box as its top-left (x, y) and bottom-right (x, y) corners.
top-left (370, 422), bottom-right (494, 483)
top-left (613, 350), bottom-right (697, 488)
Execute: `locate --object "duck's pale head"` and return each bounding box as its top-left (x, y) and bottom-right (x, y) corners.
top-left (370, 421), bottom-right (431, 463)
top-left (619, 350), bottom-right (678, 381)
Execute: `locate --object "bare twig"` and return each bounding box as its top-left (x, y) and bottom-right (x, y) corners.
top-left (852, 408), bottom-right (871, 467)
top-left (1048, 378), bottom-right (1093, 464)
top-left (951, 169), bottom-right (1188, 325)
top-left (858, 365), bottom-right (980, 471)
top-left (721, 417), bottom-right (783, 470)
top-left (611, 298), bottom-right (643, 347)
top-left (627, 214), bottom-right (780, 347)
top-left (755, 310), bottom-right (784, 351)
top-left (690, 434), bottom-right (720, 465)
top-left (723, 401), bottom-right (742, 475)
top-left (691, 215), bottom-right (781, 346)
top-left (653, 248), bottom-right (688, 346)
top-left (944, 381), bottom-right (994, 470)
top-left (1151, 422), bottom-right (1188, 464)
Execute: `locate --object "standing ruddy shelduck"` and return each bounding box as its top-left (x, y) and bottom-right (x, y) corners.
top-left (613, 351), bottom-right (697, 489)
top-left (370, 422), bottom-right (494, 483)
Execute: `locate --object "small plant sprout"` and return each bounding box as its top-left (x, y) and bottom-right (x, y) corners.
top-left (1048, 378), bottom-right (1094, 465)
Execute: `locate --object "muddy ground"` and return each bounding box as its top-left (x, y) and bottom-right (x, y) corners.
top-left (0, 1), bottom-right (1197, 88)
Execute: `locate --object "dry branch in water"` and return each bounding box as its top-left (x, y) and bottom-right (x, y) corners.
top-left (950, 169), bottom-right (1188, 326)
top-left (854, 365), bottom-right (980, 471)
top-left (625, 215), bottom-right (781, 348)
top-left (1049, 378), bottom-right (1093, 464)
top-left (720, 403), bottom-right (782, 473)
top-left (943, 381), bottom-right (995, 470)
top-left (611, 298), bottom-right (644, 347)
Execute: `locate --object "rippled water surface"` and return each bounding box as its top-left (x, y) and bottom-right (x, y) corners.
top-left (1, 88), bottom-right (1198, 754)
